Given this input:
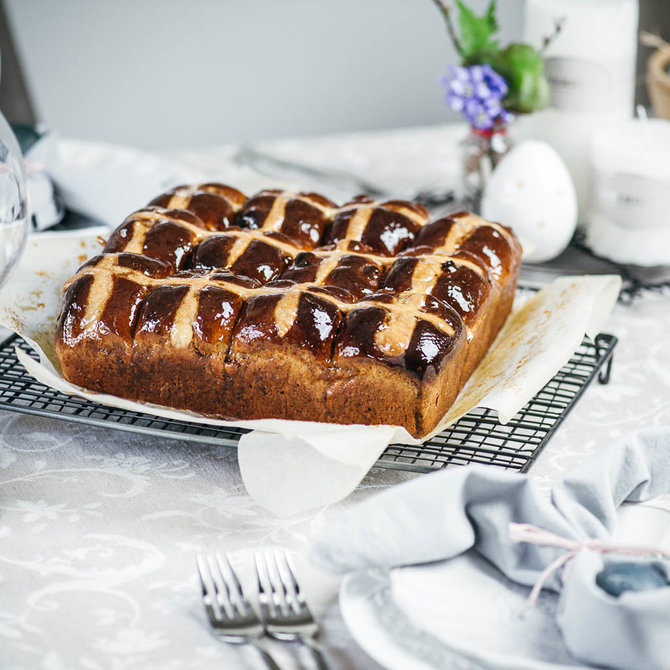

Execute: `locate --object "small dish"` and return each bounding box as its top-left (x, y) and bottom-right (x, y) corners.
top-left (339, 552), bottom-right (587, 670)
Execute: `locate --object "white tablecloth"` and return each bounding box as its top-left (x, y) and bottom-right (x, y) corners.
top-left (2, 124), bottom-right (669, 670)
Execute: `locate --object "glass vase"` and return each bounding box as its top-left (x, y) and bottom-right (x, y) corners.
top-left (461, 124), bottom-right (512, 213)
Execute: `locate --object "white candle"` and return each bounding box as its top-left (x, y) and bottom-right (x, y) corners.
top-left (587, 118), bottom-right (670, 266)
top-left (526, 0), bottom-right (638, 114)
top-left (518, 0), bottom-right (639, 222)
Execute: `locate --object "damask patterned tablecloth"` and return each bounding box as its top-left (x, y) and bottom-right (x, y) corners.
top-left (2, 126), bottom-right (670, 669)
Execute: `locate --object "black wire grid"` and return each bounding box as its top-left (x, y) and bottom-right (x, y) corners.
top-left (0, 332), bottom-right (617, 474)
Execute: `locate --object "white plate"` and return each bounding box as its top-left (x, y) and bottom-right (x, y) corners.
top-left (339, 552), bottom-right (590, 670)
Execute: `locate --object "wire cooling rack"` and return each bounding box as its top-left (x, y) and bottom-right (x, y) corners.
top-left (0, 332), bottom-right (616, 474)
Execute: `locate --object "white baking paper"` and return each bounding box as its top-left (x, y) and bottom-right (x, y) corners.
top-left (0, 230), bottom-right (621, 516)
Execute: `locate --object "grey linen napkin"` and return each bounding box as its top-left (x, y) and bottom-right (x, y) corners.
top-left (311, 427), bottom-right (670, 669)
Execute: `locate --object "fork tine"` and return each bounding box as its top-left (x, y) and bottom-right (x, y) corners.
top-left (218, 553), bottom-right (244, 599)
top-left (196, 554), bottom-right (224, 624)
top-left (256, 552), bottom-right (277, 619)
top-left (196, 555), bottom-right (210, 598)
top-left (265, 550), bottom-right (290, 613)
top-left (254, 551), bottom-right (272, 607)
top-left (255, 550), bottom-right (286, 616)
top-left (216, 553), bottom-right (250, 615)
top-left (275, 550), bottom-right (304, 608)
top-left (206, 554), bottom-right (237, 619)
top-left (265, 551), bottom-right (281, 595)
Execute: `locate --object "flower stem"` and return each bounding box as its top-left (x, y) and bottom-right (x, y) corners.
top-left (541, 16), bottom-right (566, 53)
top-left (431, 0), bottom-right (464, 57)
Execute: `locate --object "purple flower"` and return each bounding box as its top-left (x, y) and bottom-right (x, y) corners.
top-left (440, 64), bottom-right (513, 128)
top-left (465, 99), bottom-right (495, 129)
top-left (446, 91), bottom-right (465, 112)
top-left (485, 68), bottom-right (508, 96)
top-left (498, 108), bottom-right (515, 125)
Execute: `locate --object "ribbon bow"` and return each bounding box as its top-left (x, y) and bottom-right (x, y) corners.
top-left (508, 522), bottom-right (670, 606)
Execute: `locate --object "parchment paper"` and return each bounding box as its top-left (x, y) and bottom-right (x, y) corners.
top-left (0, 230), bottom-right (621, 516)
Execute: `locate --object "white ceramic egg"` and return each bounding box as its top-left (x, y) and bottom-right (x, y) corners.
top-left (482, 140), bottom-right (577, 263)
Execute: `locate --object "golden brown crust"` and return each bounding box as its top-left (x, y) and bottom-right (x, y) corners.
top-left (54, 185), bottom-right (521, 438)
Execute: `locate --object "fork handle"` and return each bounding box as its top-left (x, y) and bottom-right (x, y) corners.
top-left (250, 641), bottom-right (281, 670)
top-left (300, 638), bottom-right (331, 670)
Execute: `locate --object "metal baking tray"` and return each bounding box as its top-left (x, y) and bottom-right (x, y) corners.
top-left (0, 332), bottom-right (616, 474)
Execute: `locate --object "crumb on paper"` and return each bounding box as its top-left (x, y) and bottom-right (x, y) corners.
top-left (19, 302), bottom-right (46, 312)
top-left (96, 236), bottom-right (107, 247)
top-left (0, 308), bottom-right (22, 334)
top-left (15, 288), bottom-right (47, 313)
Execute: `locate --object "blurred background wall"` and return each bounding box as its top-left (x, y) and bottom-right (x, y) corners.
top-left (0, 0), bottom-right (523, 149)
top-left (0, 1), bottom-right (665, 151)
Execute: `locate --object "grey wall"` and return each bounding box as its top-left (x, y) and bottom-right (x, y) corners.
top-left (3, 0), bottom-right (523, 150)
top-left (0, 2), bottom-right (36, 125)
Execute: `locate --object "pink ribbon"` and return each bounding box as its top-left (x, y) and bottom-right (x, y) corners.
top-left (23, 160), bottom-right (47, 174)
top-left (508, 522), bottom-right (670, 607)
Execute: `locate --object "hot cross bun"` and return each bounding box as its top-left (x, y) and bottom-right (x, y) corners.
top-left (55, 184), bottom-right (521, 437)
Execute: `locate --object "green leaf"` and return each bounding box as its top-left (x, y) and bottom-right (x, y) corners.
top-left (455, 0), bottom-right (499, 58)
top-left (485, 1), bottom-right (498, 33)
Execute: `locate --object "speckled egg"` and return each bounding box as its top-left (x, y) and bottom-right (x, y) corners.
top-left (482, 140), bottom-right (577, 263)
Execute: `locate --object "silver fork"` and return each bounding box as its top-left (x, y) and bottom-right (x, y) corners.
top-left (196, 553), bottom-right (280, 670)
top-left (255, 550), bottom-right (331, 670)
